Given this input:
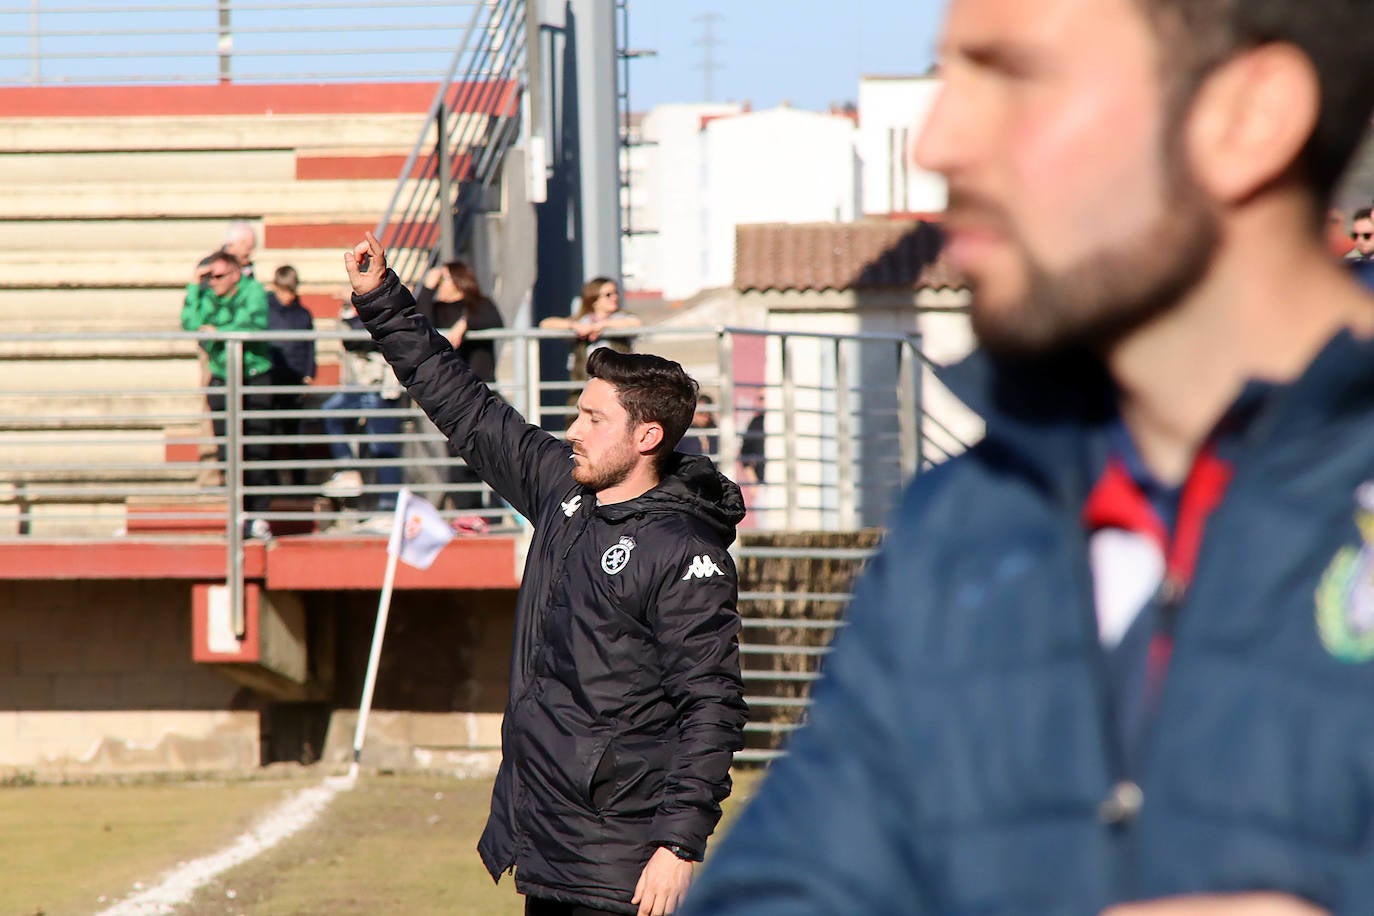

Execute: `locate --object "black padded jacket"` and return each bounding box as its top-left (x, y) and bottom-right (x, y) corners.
top-left (354, 271), bottom-right (748, 913)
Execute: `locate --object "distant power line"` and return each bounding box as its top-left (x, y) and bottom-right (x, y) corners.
top-left (692, 11), bottom-right (722, 102)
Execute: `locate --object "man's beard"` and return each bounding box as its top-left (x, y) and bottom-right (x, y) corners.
top-left (572, 440), bottom-right (638, 491)
top-left (966, 170), bottom-right (1220, 359)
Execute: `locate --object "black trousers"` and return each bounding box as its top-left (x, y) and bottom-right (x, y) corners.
top-left (207, 371), bottom-right (273, 513)
top-left (525, 898), bottom-right (624, 916)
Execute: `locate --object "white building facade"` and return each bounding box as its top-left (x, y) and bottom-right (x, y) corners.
top-left (622, 104), bottom-right (859, 301)
top-left (621, 76), bottom-right (948, 301)
top-left (857, 74), bottom-right (947, 215)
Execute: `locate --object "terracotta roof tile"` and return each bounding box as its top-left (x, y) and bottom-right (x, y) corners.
top-left (734, 219), bottom-right (965, 292)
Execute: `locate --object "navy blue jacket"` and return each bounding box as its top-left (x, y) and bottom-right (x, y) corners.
top-left (685, 332), bottom-right (1374, 915)
top-left (267, 294), bottom-right (317, 382)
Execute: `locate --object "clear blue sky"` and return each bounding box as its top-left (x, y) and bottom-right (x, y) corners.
top-left (625, 1), bottom-right (947, 112)
top-left (0, 1), bottom-right (948, 92)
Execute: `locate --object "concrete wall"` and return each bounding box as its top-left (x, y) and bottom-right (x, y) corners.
top-left (0, 580), bottom-right (255, 776)
top-left (0, 579), bottom-right (517, 779)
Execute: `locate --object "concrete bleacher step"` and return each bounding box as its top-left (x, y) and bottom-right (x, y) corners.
top-left (2, 248), bottom-right (360, 289)
top-left (0, 357), bottom-right (201, 391)
top-left (0, 219), bottom-right (247, 252)
top-left (0, 338), bottom-right (199, 359)
top-left (0, 428), bottom-right (184, 468)
top-left (3, 179), bottom-right (407, 220)
top-left (0, 289), bottom-right (187, 331)
top-left (0, 113), bottom-right (451, 153)
top-left (0, 402), bottom-right (204, 433)
top-left (0, 149), bottom-right (299, 184)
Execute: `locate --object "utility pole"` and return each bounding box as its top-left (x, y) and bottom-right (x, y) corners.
top-left (692, 12), bottom-right (722, 102)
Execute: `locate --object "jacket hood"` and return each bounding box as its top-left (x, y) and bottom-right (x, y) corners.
top-left (597, 452), bottom-right (746, 545)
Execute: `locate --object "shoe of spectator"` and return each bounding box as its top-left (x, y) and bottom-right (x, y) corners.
top-left (322, 470), bottom-right (364, 498)
top-left (244, 518), bottom-right (273, 540)
top-left (451, 515), bottom-right (490, 535)
top-left (354, 514), bottom-right (393, 535)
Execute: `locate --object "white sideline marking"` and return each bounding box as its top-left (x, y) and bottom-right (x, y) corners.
top-left (97, 771), bottom-right (356, 916)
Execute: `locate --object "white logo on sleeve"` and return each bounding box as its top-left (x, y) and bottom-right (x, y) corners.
top-left (681, 555), bottom-right (724, 580)
top-left (561, 494), bottom-right (582, 518)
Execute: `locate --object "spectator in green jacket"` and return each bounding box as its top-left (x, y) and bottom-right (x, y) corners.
top-left (182, 250), bottom-right (274, 538)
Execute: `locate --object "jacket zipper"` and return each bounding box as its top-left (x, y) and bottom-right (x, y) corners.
top-left (1067, 510), bottom-right (1142, 903)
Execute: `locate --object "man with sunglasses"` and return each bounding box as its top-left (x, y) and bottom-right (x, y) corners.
top-left (1347, 209), bottom-right (1374, 292)
top-left (182, 250), bottom-right (274, 538)
top-left (1348, 208), bottom-right (1374, 261)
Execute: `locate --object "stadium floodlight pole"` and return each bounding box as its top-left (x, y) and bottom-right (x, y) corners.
top-left (350, 529), bottom-right (402, 778)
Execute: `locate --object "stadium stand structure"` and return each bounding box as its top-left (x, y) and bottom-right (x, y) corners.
top-left (0, 81), bottom-right (530, 776)
top-left (0, 83), bottom-right (451, 535)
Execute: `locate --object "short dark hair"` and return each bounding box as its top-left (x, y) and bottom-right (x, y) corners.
top-left (1137, 1), bottom-right (1374, 204)
top-left (1354, 208), bottom-right (1374, 224)
top-left (585, 348), bottom-right (698, 467)
top-left (207, 251), bottom-right (240, 272)
top-left (273, 264), bottom-right (299, 293)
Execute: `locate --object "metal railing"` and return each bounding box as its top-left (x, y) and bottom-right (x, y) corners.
top-left (0, 1), bottom-right (488, 85)
top-left (0, 324), bottom-right (977, 538)
top-left (374, 0), bottom-right (527, 283)
top-left (0, 321), bottom-right (979, 762)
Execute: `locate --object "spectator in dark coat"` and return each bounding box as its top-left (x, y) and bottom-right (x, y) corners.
top-left (267, 265), bottom-right (316, 487)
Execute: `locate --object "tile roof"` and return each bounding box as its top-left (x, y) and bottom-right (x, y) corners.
top-left (734, 219), bottom-right (965, 293)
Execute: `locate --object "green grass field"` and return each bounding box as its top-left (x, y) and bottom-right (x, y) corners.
top-left (0, 768), bottom-right (764, 916)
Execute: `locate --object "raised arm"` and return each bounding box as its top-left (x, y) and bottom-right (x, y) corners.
top-left (343, 233), bottom-right (572, 520)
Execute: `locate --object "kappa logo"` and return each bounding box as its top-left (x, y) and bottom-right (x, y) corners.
top-left (602, 536), bottom-right (636, 575)
top-left (561, 494), bottom-right (582, 518)
top-left (1316, 481), bottom-right (1374, 663)
top-left (681, 555), bottom-right (724, 581)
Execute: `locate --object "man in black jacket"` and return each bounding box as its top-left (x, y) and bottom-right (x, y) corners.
top-left (344, 233), bottom-right (748, 916)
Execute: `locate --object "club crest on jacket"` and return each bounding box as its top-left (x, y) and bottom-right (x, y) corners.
top-left (602, 536), bottom-right (636, 575)
top-left (1315, 482), bottom-right (1374, 663)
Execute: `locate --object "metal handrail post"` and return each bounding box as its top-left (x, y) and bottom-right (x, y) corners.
top-left (780, 335), bottom-right (798, 531)
top-left (716, 329), bottom-right (738, 475)
top-left (217, 0), bottom-right (231, 83)
top-left (913, 331), bottom-right (926, 475)
top-left (524, 336), bottom-right (543, 427)
top-left (835, 338), bottom-right (856, 530)
top-left (898, 337), bottom-right (919, 481)
top-left (224, 338), bottom-right (246, 638)
top-left (436, 100), bottom-right (456, 262)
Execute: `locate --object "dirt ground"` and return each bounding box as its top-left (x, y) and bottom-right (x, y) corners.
top-left (0, 772), bottom-right (316, 916)
top-left (0, 766), bottom-right (764, 916)
top-left (184, 773), bottom-right (520, 916)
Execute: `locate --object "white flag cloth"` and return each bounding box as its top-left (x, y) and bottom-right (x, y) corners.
top-left (386, 488), bottom-right (453, 570)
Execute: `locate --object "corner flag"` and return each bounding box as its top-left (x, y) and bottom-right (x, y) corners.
top-left (353, 488), bottom-right (454, 774)
top-left (387, 488), bottom-right (453, 571)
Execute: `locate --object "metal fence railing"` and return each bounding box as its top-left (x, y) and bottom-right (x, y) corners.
top-left (0, 1), bottom-right (488, 85)
top-left (0, 321), bottom-right (978, 762)
top-left (0, 324), bottom-right (976, 540)
top-left (374, 0), bottom-right (527, 284)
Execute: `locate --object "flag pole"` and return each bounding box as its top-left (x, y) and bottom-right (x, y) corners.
top-left (350, 492), bottom-right (408, 778)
